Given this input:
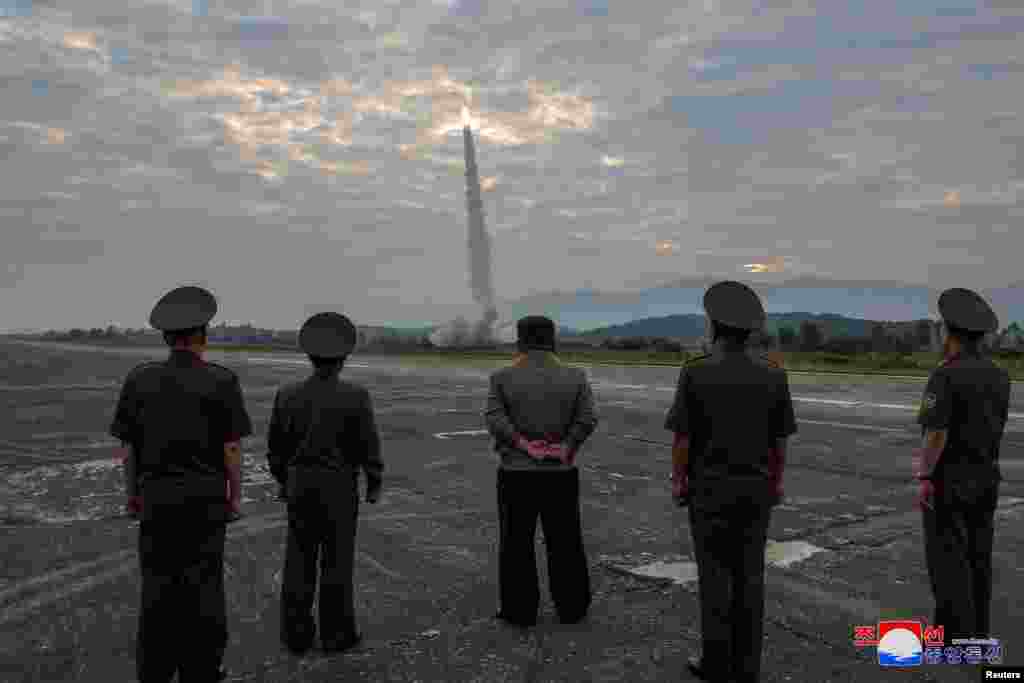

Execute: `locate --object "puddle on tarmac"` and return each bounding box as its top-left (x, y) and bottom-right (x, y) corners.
top-left (764, 540), bottom-right (827, 568)
top-left (622, 541), bottom-right (828, 584)
top-left (627, 561), bottom-right (699, 585)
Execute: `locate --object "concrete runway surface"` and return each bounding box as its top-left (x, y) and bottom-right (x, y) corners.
top-left (1, 340), bottom-right (1022, 682)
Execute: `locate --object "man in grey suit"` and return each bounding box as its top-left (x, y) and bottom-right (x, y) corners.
top-left (484, 315), bottom-right (599, 627)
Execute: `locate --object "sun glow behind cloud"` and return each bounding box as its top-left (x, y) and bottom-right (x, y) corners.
top-left (744, 256), bottom-right (789, 273)
top-left (165, 63), bottom-right (595, 180)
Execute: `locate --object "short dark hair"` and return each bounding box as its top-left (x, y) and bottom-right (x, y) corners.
top-left (163, 326), bottom-right (207, 347)
top-left (711, 320), bottom-right (751, 344)
top-left (309, 354), bottom-right (346, 370)
top-left (946, 325), bottom-right (985, 346)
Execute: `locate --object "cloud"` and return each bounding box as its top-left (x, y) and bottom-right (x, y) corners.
top-left (1, 1), bottom-right (1023, 330)
top-left (62, 31), bottom-right (99, 52)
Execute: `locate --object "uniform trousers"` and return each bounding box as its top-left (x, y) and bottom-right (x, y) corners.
top-left (137, 519), bottom-right (227, 683)
top-left (689, 499), bottom-right (773, 683)
top-left (281, 466), bottom-right (360, 651)
top-left (496, 467), bottom-right (591, 625)
top-left (922, 480), bottom-right (998, 641)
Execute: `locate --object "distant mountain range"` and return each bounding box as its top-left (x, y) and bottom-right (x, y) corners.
top-left (495, 277), bottom-right (1024, 332)
top-left (575, 312), bottom-right (881, 339)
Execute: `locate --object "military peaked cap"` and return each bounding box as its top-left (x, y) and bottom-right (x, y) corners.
top-left (938, 288), bottom-right (998, 333)
top-left (149, 286), bottom-right (217, 332)
top-left (299, 312), bottom-right (357, 358)
top-left (703, 280), bottom-right (766, 331)
top-left (517, 315), bottom-right (556, 350)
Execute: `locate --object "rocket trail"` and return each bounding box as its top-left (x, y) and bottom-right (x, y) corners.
top-left (463, 125), bottom-right (498, 340)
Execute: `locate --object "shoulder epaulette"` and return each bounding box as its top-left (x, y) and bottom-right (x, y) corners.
top-left (126, 360), bottom-right (162, 378)
top-left (205, 361), bottom-right (240, 379)
top-left (755, 352), bottom-right (782, 369)
top-left (684, 353), bottom-right (711, 366)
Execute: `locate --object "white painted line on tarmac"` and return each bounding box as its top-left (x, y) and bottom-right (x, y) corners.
top-left (242, 356), bottom-right (371, 368)
top-left (357, 551), bottom-right (403, 580)
top-left (0, 383), bottom-right (118, 391)
top-left (423, 458), bottom-right (460, 469)
top-left (434, 430), bottom-right (490, 439)
top-left (799, 419), bottom-right (910, 434)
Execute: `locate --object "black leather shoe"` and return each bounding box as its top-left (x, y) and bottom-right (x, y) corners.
top-left (494, 611), bottom-right (536, 628)
top-left (216, 669), bottom-right (227, 682)
top-left (687, 657), bottom-right (710, 680)
top-left (322, 632), bottom-right (362, 653)
top-left (559, 612), bottom-right (587, 625)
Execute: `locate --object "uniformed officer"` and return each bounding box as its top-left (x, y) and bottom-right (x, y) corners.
top-left (484, 315), bottom-right (599, 627)
top-left (916, 288), bottom-right (1010, 643)
top-left (266, 312), bottom-right (383, 655)
top-left (110, 286), bottom-right (253, 683)
top-left (664, 281), bottom-right (797, 683)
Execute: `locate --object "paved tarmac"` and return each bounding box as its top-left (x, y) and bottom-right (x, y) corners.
top-left (1, 340), bottom-right (1021, 682)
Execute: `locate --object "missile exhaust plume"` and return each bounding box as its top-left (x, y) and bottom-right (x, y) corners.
top-left (430, 123), bottom-right (501, 347)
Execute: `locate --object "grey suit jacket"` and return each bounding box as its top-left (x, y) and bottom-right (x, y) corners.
top-left (484, 351), bottom-right (598, 471)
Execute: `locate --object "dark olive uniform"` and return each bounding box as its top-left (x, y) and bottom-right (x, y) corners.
top-left (110, 287), bottom-right (252, 683)
top-left (664, 281), bottom-right (797, 683)
top-left (266, 312), bottom-right (383, 654)
top-left (919, 289), bottom-right (1010, 642)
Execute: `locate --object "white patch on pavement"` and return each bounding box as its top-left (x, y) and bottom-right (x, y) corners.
top-left (622, 541), bottom-right (828, 584)
top-left (626, 561), bottom-right (700, 585)
top-left (764, 541), bottom-right (827, 568)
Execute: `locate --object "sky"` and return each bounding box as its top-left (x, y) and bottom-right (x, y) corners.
top-left (1, 0), bottom-right (1023, 331)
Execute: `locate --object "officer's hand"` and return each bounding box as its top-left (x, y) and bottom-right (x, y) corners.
top-left (555, 445), bottom-right (577, 466)
top-left (523, 440), bottom-right (554, 460)
top-left (672, 476), bottom-right (689, 507)
top-left (541, 442), bottom-right (570, 463)
top-left (916, 479), bottom-right (935, 511)
top-left (126, 496), bottom-right (142, 517)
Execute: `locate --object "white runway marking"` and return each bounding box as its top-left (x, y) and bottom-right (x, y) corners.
top-left (434, 430), bottom-right (490, 439)
top-left (423, 458), bottom-right (460, 469)
top-left (799, 419), bottom-right (910, 434)
top-left (240, 356), bottom-right (370, 368)
top-left (0, 383), bottom-right (117, 391)
top-left (358, 551), bottom-right (403, 580)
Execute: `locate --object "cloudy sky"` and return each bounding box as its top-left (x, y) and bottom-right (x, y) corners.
top-left (1, 0), bottom-right (1022, 331)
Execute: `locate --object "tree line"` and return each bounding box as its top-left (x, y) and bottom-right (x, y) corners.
top-left (28, 321), bottom-right (1024, 355)
top-left (600, 320), bottom-right (1024, 354)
